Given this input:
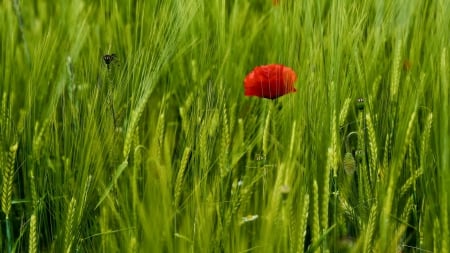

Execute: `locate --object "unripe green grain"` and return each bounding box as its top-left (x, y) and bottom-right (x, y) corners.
top-left (339, 98), bottom-right (351, 128)
top-left (420, 113), bottom-right (433, 168)
top-left (220, 107), bottom-right (230, 177)
top-left (32, 117), bottom-right (50, 159)
top-left (312, 180), bottom-right (320, 253)
top-left (64, 197), bottom-right (77, 253)
top-left (199, 122), bottom-right (209, 170)
top-left (29, 169), bottom-right (38, 210)
top-left (28, 214), bottom-right (37, 253)
top-left (1, 92), bottom-right (6, 122)
top-left (153, 112), bottom-right (165, 163)
top-left (322, 147), bottom-right (333, 231)
top-left (289, 121), bottom-right (296, 161)
top-left (400, 195), bottom-right (414, 222)
top-left (398, 111), bottom-right (417, 169)
top-left (363, 204), bottom-right (377, 253)
top-left (296, 194), bottom-right (309, 253)
top-left (399, 168), bottom-right (423, 198)
top-left (123, 78), bottom-right (156, 159)
top-left (174, 146), bottom-right (191, 208)
top-left (366, 113), bottom-right (378, 177)
top-left (1, 143), bottom-right (18, 217)
top-left (390, 40), bottom-right (402, 102)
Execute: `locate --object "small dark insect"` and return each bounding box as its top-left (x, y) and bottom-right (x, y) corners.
top-left (103, 53), bottom-right (116, 65)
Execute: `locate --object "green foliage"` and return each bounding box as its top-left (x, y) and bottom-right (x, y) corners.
top-left (1, 0), bottom-right (449, 252)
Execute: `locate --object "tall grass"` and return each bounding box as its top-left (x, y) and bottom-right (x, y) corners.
top-left (1, 0), bottom-right (449, 252)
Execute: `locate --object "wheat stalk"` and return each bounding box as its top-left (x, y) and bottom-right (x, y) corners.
top-left (365, 112), bottom-right (378, 176)
top-left (1, 143), bottom-right (18, 217)
top-left (363, 204), bottom-right (377, 253)
top-left (28, 214), bottom-right (37, 253)
top-left (155, 112), bottom-right (165, 163)
top-left (390, 39), bottom-right (402, 102)
top-left (312, 180), bottom-right (320, 253)
top-left (420, 113), bottom-right (433, 169)
top-left (199, 121), bottom-right (209, 170)
top-left (29, 169), bottom-right (38, 210)
top-left (296, 193), bottom-right (310, 253)
top-left (339, 98), bottom-right (351, 128)
top-left (400, 195), bottom-right (414, 222)
top-left (174, 146), bottom-right (191, 208)
top-left (64, 197), bottom-right (77, 253)
top-left (220, 106), bottom-right (230, 177)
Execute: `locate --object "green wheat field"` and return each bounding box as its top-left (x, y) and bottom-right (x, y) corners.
top-left (1, 0), bottom-right (450, 252)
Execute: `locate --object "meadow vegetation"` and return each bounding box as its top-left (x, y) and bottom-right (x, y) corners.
top-left (1, 0), bottom-right (449, 252)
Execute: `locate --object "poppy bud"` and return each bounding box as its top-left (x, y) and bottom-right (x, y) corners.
top-left (343, 152), bottom-right (356, 175)
top-left (280, 184), bottom-right (291, 201)
top-left (356, 98), bottom-right (365, 111)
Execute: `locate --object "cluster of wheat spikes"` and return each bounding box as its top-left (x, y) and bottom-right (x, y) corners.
top-left (1, 0), bottom-right (449, 252)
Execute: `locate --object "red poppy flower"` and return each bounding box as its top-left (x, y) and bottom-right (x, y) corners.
top-left (244, 64), bottom-right (297, 99)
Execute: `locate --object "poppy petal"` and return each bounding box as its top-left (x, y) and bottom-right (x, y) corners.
top-left (244, 64), bottom-right (297, 99)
